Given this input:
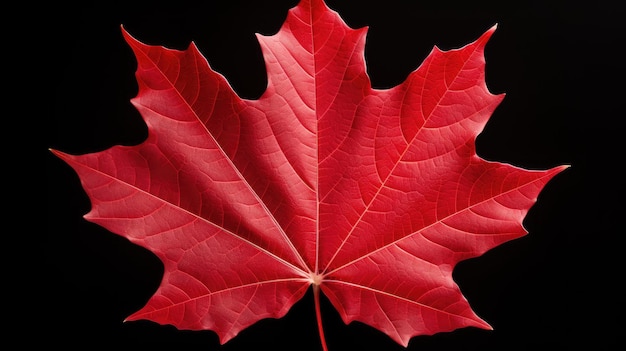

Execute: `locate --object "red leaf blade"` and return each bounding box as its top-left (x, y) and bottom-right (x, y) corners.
top-left (51, 0), bottom-right (568, 346)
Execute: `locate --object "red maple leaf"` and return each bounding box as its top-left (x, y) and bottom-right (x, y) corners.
top-left (50, 0), bottom-right (567, 348)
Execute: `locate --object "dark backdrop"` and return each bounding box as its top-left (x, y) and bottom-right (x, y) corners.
top-left (46, 1), bottom-right (622, 350)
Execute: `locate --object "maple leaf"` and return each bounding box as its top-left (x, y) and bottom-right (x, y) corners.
top-left (50, 0), bottom-right (568, 348)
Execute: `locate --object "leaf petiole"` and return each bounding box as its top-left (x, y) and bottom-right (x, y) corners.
top-left (313, 283), bottom-right (329, 351)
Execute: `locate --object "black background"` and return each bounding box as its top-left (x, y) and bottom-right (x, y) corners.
top-left (46, 0), bottom-right (623, 350)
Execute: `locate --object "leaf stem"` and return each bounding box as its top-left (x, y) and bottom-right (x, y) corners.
top-left (313, 284), bottom-right (329, 351)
